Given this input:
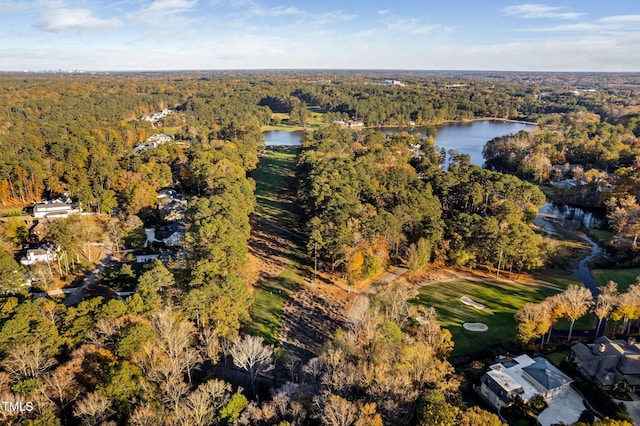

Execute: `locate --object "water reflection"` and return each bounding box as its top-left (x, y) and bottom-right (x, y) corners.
top-left (539, 202), bottom-right (604, 229)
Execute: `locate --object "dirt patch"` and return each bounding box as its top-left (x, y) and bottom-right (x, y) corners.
top-left (278, 288), bottom-right (347, 362)
top-left (247, 218), bottom-right (292, 287)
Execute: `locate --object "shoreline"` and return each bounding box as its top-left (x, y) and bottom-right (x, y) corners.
top-left (262, 117), bottom-right (538, 133)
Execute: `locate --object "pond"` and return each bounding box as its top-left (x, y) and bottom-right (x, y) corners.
top-left (263, 120), bottom-right (536, 166)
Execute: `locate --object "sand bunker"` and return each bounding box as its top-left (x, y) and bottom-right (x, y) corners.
top-left (463, 322), bottom-right (488, 332)
top-left (460, 296), bottom-right (486, 310)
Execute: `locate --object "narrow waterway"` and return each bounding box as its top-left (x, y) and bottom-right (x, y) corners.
top-left (536, 203), bottom-right (604, 296)
top-left (574, 233), bottom-right (603, 297)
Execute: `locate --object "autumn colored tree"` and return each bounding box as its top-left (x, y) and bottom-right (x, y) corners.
top-left (595, 281), bottom-right (619, 337)
top-left (556, 285), bottom-right (594, 341)
top-left (611, 284), bottom-right (640, 335)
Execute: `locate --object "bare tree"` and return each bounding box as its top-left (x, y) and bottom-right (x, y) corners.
top-left (319, 394), bottom-right (358, 426)
top-left (42, 364), bottom-right (83, 418)
top-left (73, 392), bottom-right (114, 426)
top-left (557, 285), bottom-right (594, 341)
top-left (129, 404), bottom-right (161, 426)
top-left (200, 327), bottom-right (222, 364)
top-left (229, 334), bottom-right (274, 398)
top-left (374, 280), bottom-right (417, 327)
top-left (2, 343), bottom-right (57, 380)
top-left (151, 308), bottom-right (202, 384)
top-left (302, 357), bottom-right (325, 384)
top-left (170, 379), bottom-right (231, 426)
top-left (594, 281), bottom-right (618, 337)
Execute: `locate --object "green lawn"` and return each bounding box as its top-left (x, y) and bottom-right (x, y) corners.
top-left (591, 268), bottom-right (640, 292)
top-left (262, 107), bottom-right (327, 132)
top-left (249, 146), bottom-right (309, 343)
top-left (0, 207), bottom-right (26, 217)
top-left (414, 279), bottom-right (561, 355)
top-left (248, 268), bottom-right (304, 344)
top-left (543, 348), bottom-right (572, 367)
top-left (532, 270), bottom-right (583, 290)
top-left (589, 228), bottom-right (614, 246)
top-left (252, 146), bottom-right (303, 233)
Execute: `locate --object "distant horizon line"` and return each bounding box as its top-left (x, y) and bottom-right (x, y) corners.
top-left (1, 68), bottom-right (639, 75)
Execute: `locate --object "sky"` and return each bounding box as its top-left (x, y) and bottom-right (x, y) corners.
top-left (0, 0), bottom-right (639, 72)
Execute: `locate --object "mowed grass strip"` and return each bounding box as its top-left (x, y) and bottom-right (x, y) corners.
top-left (248, 269), bottom-right (304, 344)
top-left (253, 146), bottom-right (303, 233)
top-left (249, 146), bottom-right (310, 344)
top-left (591, 268), bottom-right (640, 292)
top-left (414, 279), bottom-right (559, 355)
top-left (531, 270), bottom-right (583, 290)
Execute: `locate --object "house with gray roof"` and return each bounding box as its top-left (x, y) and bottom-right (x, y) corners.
top-left (571, 336), bottom-right (640, 391)
top-left (476, 354), bottom-right (573, 410)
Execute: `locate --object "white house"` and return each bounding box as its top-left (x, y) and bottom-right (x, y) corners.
top-left (133, 133), bottom-right (174, 155)
top-left (33, 195), bottom-right (81, 219)
top-left (476, 355), bottom-right (573, 410)
top-left (21, 248), bottom-right (58, 266)
top-left (135, 254), bottom-right (160, 263)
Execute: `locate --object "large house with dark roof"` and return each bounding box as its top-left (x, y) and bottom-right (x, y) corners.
top-left (476, 354), bottom-right (573, 410)
top-left (571, 336), bottom-right (640, 391)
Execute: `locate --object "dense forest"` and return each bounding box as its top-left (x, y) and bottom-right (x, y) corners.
top-left (0, 71), bottom-right (639, 425)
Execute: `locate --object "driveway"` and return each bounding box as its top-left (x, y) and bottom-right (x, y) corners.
top-left (620, 400), bottom-right (640, 426)
top-left (538, 388), bottom-right (586, 426)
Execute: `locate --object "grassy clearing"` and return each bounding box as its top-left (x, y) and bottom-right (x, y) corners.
top-left (591, 268), bottom-right (640, 292)
top-left (253, 146), bottom-right (303, 233)
top-left (0, 206), bottom-right (26, 217)
top-left (543, 348), bottom-right (571, 367)
top-left (249, 146), bottom-right (310, 343)
top-left (248, 268), bottom-right (304, 344)
top-left (531, 270), bottom-right (583, 290)
top-left (262, 107), bottom-right (327, 132)
top-left (589, 227), bottom-right (614, 245)
top-left (262, 124), bottom-right (305, 132)
top-left (414, 279), bottom-right (560, 355)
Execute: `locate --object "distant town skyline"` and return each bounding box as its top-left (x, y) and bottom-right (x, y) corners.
top-left (1, 0), bottom-right (639, 72)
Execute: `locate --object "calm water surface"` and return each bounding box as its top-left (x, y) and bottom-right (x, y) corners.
top-left (262, 120), bottom-right (535, 166)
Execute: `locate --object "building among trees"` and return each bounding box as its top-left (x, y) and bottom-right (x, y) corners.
top-left (571, 336), bottom-right (640, 392)
top-left (476, 354), bottom-right (573, 410)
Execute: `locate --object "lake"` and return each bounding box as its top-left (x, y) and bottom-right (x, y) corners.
top-left (262, 120), bottom-right (535, 166)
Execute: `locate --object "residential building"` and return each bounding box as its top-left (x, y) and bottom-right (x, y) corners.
top-left (32, 194), bottom-right (81, 218)
top-left (571, 336), bottom-right (640, 392)
top-left (476, 354), bottom-right (573, 410)
top-left (20, 244), bottom-right (59, 265)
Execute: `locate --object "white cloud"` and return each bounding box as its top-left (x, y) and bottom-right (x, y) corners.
top-left (0, 2), bottom-right (29, 13)
top-left (146, 0), bottom-right (197, 15)
top-left (598, 15), bottom-right (640, 24)
top-left (387, 18), bottom-right (446, 36)
top-left (424, 35), bottom-right (640, 72)
top-left (378, 9), bottom-right (389, 15)
top-left (502, 4), bottom-right (583, 20)
top-left (249, 5), bottom-right (302, 17)
top-left (524, 23), bottom-right (600, 32)
top-left (125, 0), bottom-right (199, 27)
top-left (38, 8), bottom-right (121, 32)
top-left (522, 13), bottom-right (640, 33)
